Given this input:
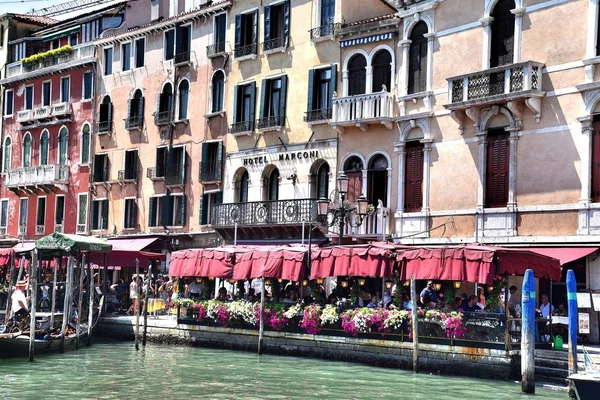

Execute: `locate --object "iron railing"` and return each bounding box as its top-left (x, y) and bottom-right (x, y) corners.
top-left (165, 166), bottom-right (185, 186)
top-left (211, 198), bottom-right (319, 226)
top-left (304, 108), bottom-right (332, 122)
top-left (256, 115), bottom-right (284, 130)
top-left (199, 161), bottom-right (223, 183)
top-left (263, 36), bottom-right (288, 52)
top-left (118, 169), bottom-right (138, 181)
top-left (309, 23), bottom-right (337, 40)
top-left (207, 42), bottom-right (227, 57)
top-left (97, 120), bottom-right (112, 133)
top-left (229, 120), bottom-right (253, 134)
top-left (234, 43), bottom-right (257, 58)
top-left (17, 110), bottom-right (33, 124)
top-left (155, 110), bottom-right (172, 125)
top-left (34, 106), bottom-right (52, 120)
top-left (125, 115), bottom-right (143, 130)
top-left (174, 51), bottom-right (191, 65)
top-left (52, 102), bottom-right (71, 117)
top-left (147, 167), bottom-right (165, 180)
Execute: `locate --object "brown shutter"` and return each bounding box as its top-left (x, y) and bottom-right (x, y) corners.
top-left (486, 130), bottom-right (510, 208)
top-left (346, 172), bottom-right (362, 202)
top-left (592, 120), bottom-right (600, 202)
top-left (404, 142), bottom-right (424, 212)
top-left (408, 22), bottom-right (428, 95)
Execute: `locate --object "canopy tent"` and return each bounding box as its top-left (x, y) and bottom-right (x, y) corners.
top-left (525, 247), bottom-right (598, 266)
top-left (309, 243), bottom-right (395, 279)
top-left (0, 248), bottom-right (12, 270)
top-left (233, 247), bottom-right (307, 282)
top-left (168, 248), bottom-right (248, 278)
top-left (35, 233), bottom-right (113, 254)
top-left (88, 237), bottom-right (165, 268)
top-left (396, 245), bottom-right (561, 285)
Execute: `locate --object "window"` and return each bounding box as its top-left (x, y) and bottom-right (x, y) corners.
top-left (126, 89), bottom-right (144, 130)
top-left (25, 86), bottom-right (33, 110)
top-left (314, 162), bottom-right (330, 199)
top-left (99, 96), bottom-right (113, 132)
top-left (42, 81), bottom-right (51, 107)
top-left (175, 25), bottom-right (191, 63)
top-left (178, 80), bottom-right (189, 120)
top-left (200, 141), bottom-right (224, 182)
top-left (231, 82), bottom-right (256, 132)
top-left (408, 21), bottom-right (428, 95)
top-left (166, 146), bottom-right (186, 186)
top-left (60, 76), bottom-right (70, 103)
top-left (121, 42), bottom-right (131, 71)
top-left (52, 39), bottom-right (60, 50)
top-left (151, 0), bottom-right (159, 21)
top-left (82, 20), bottom-right (99, 43)
top-left (161, 194), bottom-right (187, 226)
top-left (77, 194), bottom-right (87, 228)
top-left (343, 156), bottom-right (363, 202)
top-left (211, 71), bottom-right (225, 113)
top-left (214, 13), bottom-right (227, 53)
top-left (200, 192), bottom-right (222, 225)
top-left (124, 149), bottom-right (138, 180)
top-left (55, 196), bottom-right (65, 226)
top-left (22, 133), bottom-right (32, 167)
top-left (258, 75), bottom-right (287, 128)
top-left (58, 127), bottom-right (68, 165)
top-left (164, 29), bottom-right (175, 60)
top-left (70, 35), bottom-right (78, 46)
top-left (264, 1), bottom-right (290, 50)
top-left (91, 199), bottom-right (108, 230)
top-left (0, 200), bottom-right (8, 228)
top-left (367, 155), bottom-right (388, 207)
top-left (19, 198), bottom-right (28, 230)
top-left (156, 84), bottom-right (173, 125)
top-left (4, 90), bottom-right (13, 116)
top-left (320, 0), bottom-right (335, 28)
top-left (593, 116), bottom-right (600, 202)
top-left (148, 196), bottom-right (164, 227)
top-left (36, 197), bottom-right (46, 230)
top-left (124, 198), bottom-right (137, 229)
top-left (348, 54), bottom-right (366, 96)
top-left (93, 153), bottom-right (109, 182)
top-left (40, 130), bottom-right (49, 165)
top-left (306, 65), bottom-right (336, 121)
top-left (485, 129), bottom-right (510, 208)
top-left (134, 38), bottom-right (145, 68)
top-left (13, 42), bottom-right (25, 62)
top-left (81, 124), bottom-right (90, 164)
top-left (153, 147), bottom-right (168, 178)
top-left (2, 137), bottom-right (11, 172)
top-left (234, 10), bottom-right (258, 57)
top-left (372, 50), bottom-right (392, 92)
top-left (238, 170), bottom-right (249, 202)
top-left (404, 142), bottom-right (424, 212)
top-left (266, 168), bottom-right (280, 201)
top-left (104, 47), bottom-right (113, 75)
top-left (102, 13), bottom-right (124, 30)
top-left (83, 71), bottom-right (93, 100)
top-left (490, 0), bottom-right (515, 68)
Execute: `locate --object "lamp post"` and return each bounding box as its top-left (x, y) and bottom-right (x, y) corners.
top-left (317, 173), bottom-right (369, 244)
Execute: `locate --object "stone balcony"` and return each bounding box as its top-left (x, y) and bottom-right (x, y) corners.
top-left (6, 164), bottom-right (69, 193)
top-left (34, 106), bottom-right (52, 120)
top-left (52, 102), bottom-right (71, 117)
top-left (17, 110), bottom-right (34, 124)
top-left (330, 91), bottom-right (394, 133)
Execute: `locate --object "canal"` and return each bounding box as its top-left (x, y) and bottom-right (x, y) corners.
top-left (0, 340), bottom-right (567, 399)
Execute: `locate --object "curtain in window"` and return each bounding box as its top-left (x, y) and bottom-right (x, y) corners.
top-left (58, 127), bottom-right (68, 165)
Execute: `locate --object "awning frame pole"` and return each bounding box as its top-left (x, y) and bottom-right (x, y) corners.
top-left (28, 250), bottom-right (38, 362)
top-left (76, 254), bottom-right (85, 350)
top-left (49, 257), bottom-right (59, 329)
top-left (258, 277), bottom-right (265, 355)
top-left (411, 275), bottom-right (418, 373)
top-left (87, 251), bottom-right (94, 345)
top-left (142, 262), bottom-right (151, 347)
top-left (4, 252), bottom-right (15, 321)
top-left (135, 258), bottom-right (140, 351)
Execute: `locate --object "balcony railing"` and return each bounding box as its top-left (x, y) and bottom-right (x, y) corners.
top-left (118, 169), bottom-right (138, 181)
top-left (76, 224), bottom-right (86, 234)
top-left (207, 42), bottom-right (227, 58)
top-left (6, 164), bottom-right (69, 188)
top-left (147, 167), bottom-right (165, 181)
top-left (229, 120), bottom-right (253, 135)
top-left (17, 110), bottom-right (33, 124)
top-left (234, 43), bottom-right (257, 58)
top-left (97, 120), bottom-right (112, 134)
top-left (6, 43), bottom-right (95, 79)
top-left (304, 108), bottom-right (332, 123)
top-left (447, 61), bottom-right (544, 106)
top-left (0, 227), bottom-right (7, 236)
top-left (52, 102), bottom-right (71, 117)
top-left (54, 224), bottom-right (63, 233)
top-left (341, 207), bottom-right (391, 238)
top-left (125, 115), bottom-right (143, 130)
top-left (331, 91), bottom-right (394, 126)
top-left (174, 51), bottom-right (191, 65)
top-left (154, 110), bottom-right (172, 125)
top-left (34, 106), bottom-right (52, 120)
top-left (199, 161), bottom-right (223, 183)
top-left (256, 115), bottom-right (284, 130)
top-left (211, 199), bottom-right (319, 226)
top-left (36, 225), bottom-right (45, 236)
top-left (165, 167), bottom-right (185, 187)
top-left (263, 36), bottom-right (288, 52)
top-left (309, 23), bottom-right (338, 40)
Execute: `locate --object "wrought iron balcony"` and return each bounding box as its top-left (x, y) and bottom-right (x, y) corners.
top-left (234, 43), bottom-right (257, 59)
top-left (34, 106), bottom-right (52, 120)
top-left (174, 51), bottom-right (191, 66)
top-left (17, 110), bottom-right (34, 124)
top-left (199, 161), bottom-right (223, 183)
top-left (262, 36), bottom-right (288, 53)
top-left (125, 115), bottom-right (143, 130)
top-left (331, 91), bottom-right (394, 133)
top-left (97, 120), bottom-right (112, 134)
top-left (6, 164), bottom-right (69, 191)
top-left (207, 42), bottom-right (227, 58)
top-left (52, 102), bottom-right (71, 117)
top-left (154, 110), bottom-right (172, 125)
top-left (165, 167), bottom-right (185, 187)
top-left (309, 23), bottom-right (338, 41)
top-left (211, 198), bottom-right (319, 227)
top-left (36, 225), bottom-right (45, 236)
top-left (256, 115), bottom-right (284, 131)
top-left (147, 167), bottom-right (165, 181)
top-left (118, 169), bottom-right (138, 182)
top-left (229, 120), bottom-right (254, 135)
top-left (304, 108), bottom-right (332, 123)
top-left (76, 224), bottom-right (86, 234)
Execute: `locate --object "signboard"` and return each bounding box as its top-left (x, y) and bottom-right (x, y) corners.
top-left (579, 312), bottom-right (590, 334)
top-left (592, 293), bottom-right (600, 312)
top-left (577, 292), bottom-right (592, 309)
top-left (242, 150), bottom-right (320, 166)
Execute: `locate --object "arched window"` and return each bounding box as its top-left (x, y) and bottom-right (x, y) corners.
top-left (343, 156), bottom-right (363, 201)
top-left (157, 83), bottom-right (173, 124)
top-left (22, 133), bottom-right (32, 167)
top-left (58, 127), bottom-right (68, 165)
top-left (212, 71), bottom-right (225, 113)
top-left (348, 54), bottom-right (367, 96)
top-left (3, 137), bottom-right (12, 172)
top-left (239, 170), bottom-right (249, 202)
top-left (316, 162), bottom-right (329, 199)
top-left (127, 89), bottom-right (144, 129)
top-left (490, 0), bottom-right (515, 68)
top-left (267, 168), bottom-right (279, 201)
top-left (178, 80), bottom-right (189, 120)
top-left (40, 130), bottom-right (49, 165)
top-left (99, 96), bottom-right (113, 132)
top-left (372, 50), bottom-right (392, 92)
top-left (408, 21), bottom-right (428, 95)
top-left (81, 124), bottom-right (90, 164)
top-left (367, 154), bottom-right (388, 207)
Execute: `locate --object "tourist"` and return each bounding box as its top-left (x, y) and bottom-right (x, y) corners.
top-left (420, 281), bottom-right (438, 306)
top-left (403, 294), bottom-right (413, 310)
top-left (39, 279), bottom-right (50, 311)
top-left (453, 296), bottom-right (463, 310)
top-left (422, 294), bottom-right (436, 310)
top-left (553, 302), bottom-right (567, 316)
top-left (127, 276), bottom-right (139, 316)
top-left (382, 291), bottom-right (392, 308)
top-left (367, 295), bottom-right (379, 308)
top-left (11, 280), bottom-right (29, 319)
top-left (462, 295), bottom-right (481, 312)
top-left (217, 287), bottom-right (229, 301)
top-left (478, 287), bottom-right (486, 307)
top-left (187, 278), bottom-right (203, 299)
top-left (328, 293), bottom-right (338, 305)
top-left (507, 285), bottom-right (521, 317)
top-left (537, 294), bottom-right (555, 318)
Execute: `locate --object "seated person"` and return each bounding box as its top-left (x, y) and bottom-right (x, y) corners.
top-left (217, 287), bottom-right (229, 301)
top-left (453, 297), bottom-right (463, 310)
top-left (282, 290), bottom-right (298, 304)
top-left (366, 295), bottom-right (379, 309)
top-left (327, 293), bottom-right (339, 305)
top-left (462, 295), bottom-right (482, 312)
top-left (422, 294), bottom-right (436, 310)
top-left (553, 302), bottom-right (567, 316)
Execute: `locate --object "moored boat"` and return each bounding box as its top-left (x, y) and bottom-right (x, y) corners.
top-left (567, 373), bottom-right (600, 400)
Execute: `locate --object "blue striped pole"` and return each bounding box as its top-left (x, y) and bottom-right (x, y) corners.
top-left (521, 269), bottom-right (536, 393)
top-left (567, 269), bottom-right (578, 374)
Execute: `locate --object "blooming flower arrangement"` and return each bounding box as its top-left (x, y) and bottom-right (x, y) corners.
top-left (320, 305), bottom-right (339, 326)
top-left (299, 304), bottom-right (322, 334)
top-left (227, 300), bottom-right (256, 325)
top-left (264, 308), bottom-right (289, 331)
top-left (283, 303), bottom-right (302, 319)
top-left (204, 300), bottom-right (220, 320)
top-left (192, 303), bottom-right (207, 321)
top-left (384, 309), bottom-right (409, 331)
top-left (215, 303), bottom-right (230, 326)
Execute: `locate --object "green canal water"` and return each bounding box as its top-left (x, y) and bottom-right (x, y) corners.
top-left (0, 340), bottom-right (567, 400)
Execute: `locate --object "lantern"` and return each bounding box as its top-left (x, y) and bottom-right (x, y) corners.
top-left (264, 279), bottom-right (271, 286)
top-left (356, 195), bottom-right (369, 216)
top-left (337, 173), bottom-right (349, 195)
top-left (434, 283), bottom-right (442, 292)
top-left (453, 281), bottom-right (461, 289)
top-left (302, 280), bottom-right (309, 287)
top-left (341, 280), bottom-right (349, 288)
top-left (404, 280), bottom-right (410, 287)
top-left (277, 278), bottom-right (283, 283)
top-left (385, 280), bottom-right (393, 290)
top-left (316, 277), bottom-right (324, 285)
top-left (317, 197), bottom-right (329, 217)
top-left (358, 278), bottom-right (366, 286)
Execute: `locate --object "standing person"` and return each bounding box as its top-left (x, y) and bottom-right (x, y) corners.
top-left (187, 278), bottom-right (203, 299)
top-left (478, 287), bottom-right (486, 308)
top-left (39, 279), bottom-right (50, 311)
top-left (507, 285), bottom-right (521, 317)
top-left (127, 276), bottom-right (139, 316)
top-left (11, 280), bottom-right (29, 319)
top-left (419, 281), bottom-right (438, 306)
top-left (537, 294), bottom-right (555, 318)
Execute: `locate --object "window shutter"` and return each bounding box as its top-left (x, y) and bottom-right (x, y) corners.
top-left (92, 201), bottom-right (98, 229)
top-left (592, 120), bottom-right (600, 202)
top-left (259, 79), bottom-right (267, 120)
top-left (181, 148), bottom-right (188, 183)
top-left (486, 130), bottom-right (510, 207)
top-left (139, 96), bottom-right (145, 124)
top-left (216, 191), bottom-right (223, 204)
top-left (179, 194), bottom-right (187, 226)
top-left (148, 197), bottom-right (157, 227)
top-left (132, 201), bottom-right (138, 228)
top-left (249, 81), bottom-right (257, 131)
top-left (346, 172), bottom-right (362, 202)
top-left (252, 10), bottom-right (258, 45)
top-left (307, 69), bottom-right (315, 112)
top-left (107, 103), bottom-right (113, 131)
top-left (279, 75), bottom-right (288, 126)
top-left (201, 142), bottom-right (209, 180)
top-left (404, 143), bottom-right (424, 212)
top-left (216, 141), bottom-right (224, 181)
top-left (103, 154), bottom-right (109, 181)
top-left (127, 99), bottom-right (132, 122)
top-left (101, 200), bottom-right (109, 229)
top-left (283, 0), bottom-right (291, 45)
top-left (156, 93), bottom-right (162, 114)
top-left (490, 0), bottom-right (515, 68)
top-left (264, 6), bottom-right (271, 42)
top-left (232, 85), bottom-right (239, 123)
top-left (330, 64), bottom-right (337, 108)
top-left (201, 193), bottom-right (209, 225)
top-left (198, 194), bottom-right (203, 225)
top-left (175, 25), bottom-right (183, 56)
top-left (161, 194), bottom-right (171, 226)
top-left (235, 15), bottom-right (242, 49)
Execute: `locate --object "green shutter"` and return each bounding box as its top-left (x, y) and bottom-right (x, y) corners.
top-left (330, 64), bottom-right (337, 109)
top-left (216, 191), bottom-right (223, 204)
top-left (307, 69), bottom-right (315, 112)
top-left (107, 102), bottom-right (113, 131)
top-left (148, 197), bottom-right (157, 227)
top-left (139, 96), bottom-right (145, 126)
top-left (201, 142), bottom-right (209, 180)
top-left (259, 79), bottom-right (267, 119)
top-left (279, 75), bottom-right (288, 126)
top-left (252, 10), bottom-right (258, 45)
top-left (92, 201), bottom-right (98, 229)
top-left (201, 193), bottom-right (209, 225)
top-left (179, 194), bottom-right (186, 226)
top-left (181, 148), bottom-right (187, 184)
top-left (283, 1), bottom-right (290, 45)
top-left (264, 6), bottom-right (271, 42)
top-left (235, 15), bottom-right (242, 49)
top-left (198, 195), bottom-right (203, 225)
top-left (156, 93), bottom-right (162, 115)
top-left (232, 85), bottom-right (239, 123)
top-left (101, 200), bottom-right (109, 229)
top-left (216, 141), bottom-right (224, 181)
top-left (161, 194), bottom-right (171, 226)
top-left (249, 81), bottom-right (257, 131)
top-left (126, 99), bottom-right (132, 125)
top-left (132, 201), bottom-right (138, 228)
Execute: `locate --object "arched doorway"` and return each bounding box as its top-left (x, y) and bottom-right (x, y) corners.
top-left (367, 154), bottom-right (388, 207)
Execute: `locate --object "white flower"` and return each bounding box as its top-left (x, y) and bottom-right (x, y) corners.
top-left (283, 304), bottom-right (302, 319)
top-left (320, 305), bottom-right (339, 325)
top-left (227, 300), bottom-right (256, 325)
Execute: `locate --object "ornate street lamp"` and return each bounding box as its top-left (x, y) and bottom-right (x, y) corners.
top-left (385, 280), bottom-right (393, 290)
top-left (453, 281), bottom-right (462, 289)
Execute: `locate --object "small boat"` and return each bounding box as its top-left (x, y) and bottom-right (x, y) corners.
top-left (567, 373), bottom-right (600, 400)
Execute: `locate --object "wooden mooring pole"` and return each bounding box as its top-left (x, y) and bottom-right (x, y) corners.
top-left (521, 269), bottom-right (536, 393)
top-left (142, 262), bottom-right (152, 347)
top-left (567, 270), bottom-right (578, 375)
top-left (87, 253), bottom-right (94, 346)
top-left (135, 258), bottom-right (140, 351)
top-left (410, 276), bottom-right (419, 373)
top-left (258, 278), bottom-right (265, 355)
top-left (28, 250), bottom-right (38, 362)
top-left (60, 256), bottom-right (75, 353)
top-left (3, 252), bottom-right (15, 322)
top-left (76, 255), bottom-right (85, 350)
top-left (49, 257), bottom-right (59, 329)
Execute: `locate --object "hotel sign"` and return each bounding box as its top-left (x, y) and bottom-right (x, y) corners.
top-left (242, 150), bottom-right (320, 166)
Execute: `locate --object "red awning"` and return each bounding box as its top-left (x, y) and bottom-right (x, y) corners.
top-left (168, 248), bottom-right (243, 278)
top-left (310, 244), bottom-right (395, 279)
top-left (525, 247), bottom-right (598, 266)
top-left (108, 237), bottom-right (159, 251)
top-left (0, 248), bottom-right (12, 267)
top-left (233, 247), bottom-right (307, 281)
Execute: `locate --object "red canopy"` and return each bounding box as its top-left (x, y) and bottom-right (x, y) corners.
top-left (310, 244), bottom-right (395, 279)
top-left (233, 247), bottom-right (306, 281)
top-left (0, 248), bottom-right (12, 267)
top-left (525, 247), bottom-right (598, 266)
top-left (168, 248), bottom-right (244, 278)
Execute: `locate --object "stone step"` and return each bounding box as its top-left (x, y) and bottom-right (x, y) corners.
top-left (535, 366), bottom-right (569, 386)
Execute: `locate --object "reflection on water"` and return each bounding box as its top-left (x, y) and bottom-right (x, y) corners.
top-left (0, 340), bottom-right (567, 400)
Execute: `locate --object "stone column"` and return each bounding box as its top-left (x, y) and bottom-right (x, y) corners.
top-left (476, 131), bottom-right (487, 208)
top-left (366, 66), bottom-right (374, 94)
top-left (342, 70), bottom-right (349, 97)
top-left (511, 8), bottom-right (525, 64)
top-left (394, 142), bottom-right (406, 212)
top-left (479, 17), bottom-right (493, 70)
top-left (399, 40), bottom-right (412, 96)
top-left (506, 128), bottom-right (520, 208)
top-left (424, 33), bottom-right (435, 92)
top-left (421, 139), bottom-right (433, 213)
top-left (586, 0), bottom-right (600, 82)
top-left (578, 116), bottom-right (594, 204)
